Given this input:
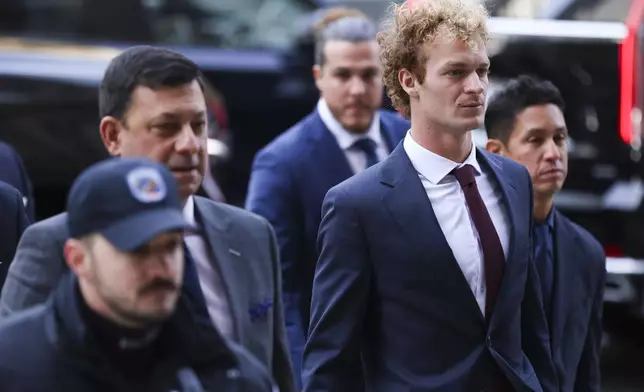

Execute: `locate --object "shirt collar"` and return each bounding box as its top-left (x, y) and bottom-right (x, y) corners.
top-left (535, 207), bottom-right (555, 231)
top-left (183, 195), bottom-right (196, 226)
top-left (317, 98), bottom-right (382, 150)
top-left (402, 131), bottom-right (482, 185)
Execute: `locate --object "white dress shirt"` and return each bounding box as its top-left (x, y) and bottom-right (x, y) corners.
top-left (183, 196), bottom-right (233, 338)
top-left (403, 132), bottom-right (510, 314)
top-left (317, 99), bottom-right (389, 173)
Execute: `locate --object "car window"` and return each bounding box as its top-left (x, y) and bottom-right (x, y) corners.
top-left (0, 0), bottom-right (316, 50)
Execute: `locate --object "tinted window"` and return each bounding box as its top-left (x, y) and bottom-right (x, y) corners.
top-left (0, 0), bottom-right (315, 49)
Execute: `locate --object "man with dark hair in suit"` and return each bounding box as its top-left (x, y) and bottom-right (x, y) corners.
top-left (301, 1), bottom-right (557, 391)
top-left (0, 45), bottom-right (295, 392)
top-left (0, 181), bottom-right (29, 288)
top-left (0, 141), bottom-right (35, 222)
top-left (485, 74), bottom-right (605, 392)
top-left (245, 7), bottom-right (409, 385)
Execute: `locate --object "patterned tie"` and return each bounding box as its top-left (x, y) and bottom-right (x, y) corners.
top-left (452, 164), bottom-right (505, 320)
top-left (182, 242), bottom-right (210, 323)
top-left (351, 138), bottom-right (379, 169)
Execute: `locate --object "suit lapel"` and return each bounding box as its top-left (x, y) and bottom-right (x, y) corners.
top-left (193, 197), bottom-right (245, 343)
top-left (307, 111), bottom-right (354, 185)
top-left (380, 144), bottom-right (485, 326)
top-left (476, 151), bottom-right (522, 327)
top-left (476, 150), bottom-right (518, 263)
top-left (379, 113), bottom-right (405, 153)
top-left (551, 210), bottom-right (579, 354)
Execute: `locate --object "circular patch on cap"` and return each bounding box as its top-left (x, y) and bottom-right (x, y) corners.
top-left (126, 167), bottom-right (167, 203)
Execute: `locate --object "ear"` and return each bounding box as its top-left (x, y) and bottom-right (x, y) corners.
top-left (64, 239), bottom-right (91, 278)
top-left (313, 64), bottom-right (323, 92)
top-left (99, 116), bottom-right (123, 157)
top-left (485, 138), bottom-right (507, 156)
top-left (398, 68), bottom-right (418, 98)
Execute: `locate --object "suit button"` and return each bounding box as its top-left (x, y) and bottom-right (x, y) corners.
top-left (226, 368), bottom-right (240, 379)
top-left (486, 336), bottom-right (492, 347)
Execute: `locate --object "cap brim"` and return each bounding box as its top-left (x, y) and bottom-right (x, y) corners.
top-left (100, 208), bottom-right (198, 252)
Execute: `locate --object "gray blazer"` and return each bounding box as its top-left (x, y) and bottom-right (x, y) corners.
top-left (0, 196), bottom-right (295, 392)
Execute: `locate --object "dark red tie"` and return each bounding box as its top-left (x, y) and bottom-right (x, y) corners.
top-left (453, 164), bottom-right (512, 391)
top-left (452, 164), bottom-right (505, 319)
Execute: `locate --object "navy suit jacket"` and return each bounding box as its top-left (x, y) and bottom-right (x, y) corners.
top-left (0, 181), bottom-right (29, 289)
top-left (0, 142), bottom-right (34, 223)
top-left (549, 209), bottom-right (604, 392)
top-left (245, 109), bottom-right (409, 384)
top-left (302, 143), bottom-right (558, 392)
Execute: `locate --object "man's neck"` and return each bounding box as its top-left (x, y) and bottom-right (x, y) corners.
top-left (409, 120), bottom-right (472, 163)
top-left (77, 287), bottom-right (160, 379)
top-left (534, 196), bottom-right (554, 222)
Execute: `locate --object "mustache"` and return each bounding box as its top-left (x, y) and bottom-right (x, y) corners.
top-left (460, 100), bottom-right (484, 106)
top-left (167, 156), bottom-right (200, 169)
top-left (540, 165), bottom-right (564, 174)
top-left (138, 278), bottom-right (178, 294)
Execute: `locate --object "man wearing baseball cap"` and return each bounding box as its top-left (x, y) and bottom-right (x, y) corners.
top-left (0, 157), bottom-right (275, 391)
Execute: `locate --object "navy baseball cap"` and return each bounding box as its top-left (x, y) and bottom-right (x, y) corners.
top-left (67, 157), bottom-right (197, 251)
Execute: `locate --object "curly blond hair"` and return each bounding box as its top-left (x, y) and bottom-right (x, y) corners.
top-left (377, 0), bottom-right (490, 119)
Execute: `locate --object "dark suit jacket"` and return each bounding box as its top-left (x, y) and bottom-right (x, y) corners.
top-left (0, 196), bottom-right (295, 392)
top-left (245, 109), bottom-right (409, 383)
top-left (302, 143), bottom-right (558, 392)
top-left (0, 273), bottom-right (277, 391)
top-left (0, 182), bottom-right (29, 288)
top-left (550, 209), bottom-right (605, 392)
top-left (0, 142), bottom-right (35, 222)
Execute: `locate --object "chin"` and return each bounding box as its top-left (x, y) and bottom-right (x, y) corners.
top-left (179, 182), bottom-right (200, 200)
top-left (344, 122), bottom-right (371, 134)
top-left (140, 300), bottom-right (177, 319)
top-left (342, 114), bottom-right (373, 133)
top-left (463, 117), bottom-right (484, 130)
top-left (536, 184), bottom-right (561, 197)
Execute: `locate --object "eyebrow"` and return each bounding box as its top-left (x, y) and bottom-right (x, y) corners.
top-left (151, 111), bottom-right (206, 122)
top-left (525, 126), bottom-right (568, 135)
top-left (442, 61), bottom-right (490, 69)
top-left (333, 65), bottom-right (379, 73)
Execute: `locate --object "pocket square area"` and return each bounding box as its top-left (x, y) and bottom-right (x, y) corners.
top-left (248, 300), bottom-right (273, 322)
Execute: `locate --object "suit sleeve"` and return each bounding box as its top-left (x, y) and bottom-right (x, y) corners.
top-left (574, 251), bottom-right (605, 392)
top-left (520, 169), bottom-right (559, 392)
top-left (302, 185), bottom-right (370, 392)
top-left (229, 341), bottom-right (282, 392)
top-left (0, 221), bottom-right (66, 318)
top-left (265, 219), bottom-right (297, 392)
top-left (245, 149), bottom-right (307, 385)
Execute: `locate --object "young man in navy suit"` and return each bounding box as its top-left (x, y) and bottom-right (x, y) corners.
top-left (486, 75), bottom-right (605, 392)
top-left (245, 7), bottom-right (409, 385)
top-left (301, 1), bottom-right (558, 391)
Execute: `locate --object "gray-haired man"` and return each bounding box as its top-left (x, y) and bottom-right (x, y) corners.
top-left (245, 7), bottom-right (410, 386)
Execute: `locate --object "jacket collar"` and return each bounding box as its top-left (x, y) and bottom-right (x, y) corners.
top-left (49, 273), bottom-right (237, 368)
